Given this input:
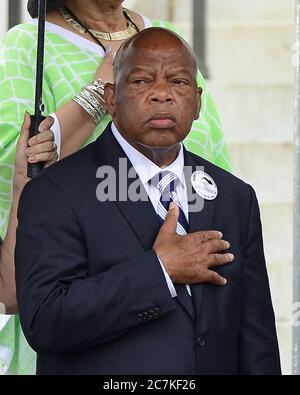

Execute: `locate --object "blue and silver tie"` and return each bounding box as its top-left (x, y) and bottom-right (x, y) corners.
top-left (155, 171), bottom-right (189, 235)
top-left (153, 171), bottom-right (192, 298)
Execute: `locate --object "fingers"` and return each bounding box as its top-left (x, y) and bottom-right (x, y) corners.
top-left (30, 147), bottom-right (58, 165)
top-left (21, 111), bottom-right (31, 137)
top-left (204, 239), bottom-right (230, 254)
top-left (26, 116), bottom-right (57, 164)
top-left (103, 46), bottom-right (115, 62)
top-left (17, 112), bottom-right (31, 152)
top-left (207, 252), bottom-right (234, 268)
top-left (187, 268), bottom-right (227, 286)
top-left (157, 202), bottom-right (180, 236)
top-left (95, 48), bottom-right (115, 83)
top-left (194, 230), bottom-right (223, 242)
top-left (205, 270), bottom-right (228, 286)
top-left (28, 116), bottom-right (54, 147)
top-left (26, 140), bottom-right (55, 157)
top-left (39, 115), bottom-right (54, 132)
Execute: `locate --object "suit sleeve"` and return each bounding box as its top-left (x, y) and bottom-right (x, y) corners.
top-left (238, 185), bottom-right (281, 374)
top-left (15, 177), bottom-right (176, 354)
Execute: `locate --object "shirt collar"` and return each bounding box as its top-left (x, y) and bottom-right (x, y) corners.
top-left (111, 123), bottom-right (185, 188)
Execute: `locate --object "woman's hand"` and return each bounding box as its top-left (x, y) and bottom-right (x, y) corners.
top-left (94, 47), bottom-right (115, 83)
top-left (13, 112), bottom-right (58, 191)
top-left (1, 112), bottom-right (58, 315)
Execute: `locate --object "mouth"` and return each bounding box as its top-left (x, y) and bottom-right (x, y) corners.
top-left (146, 113), bottom-right (176, 129)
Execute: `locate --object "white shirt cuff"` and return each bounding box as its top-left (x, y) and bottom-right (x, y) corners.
top-left (49, 112), bottom-right (61, 159)
top-left (157, 256), bottom-right (177, 298)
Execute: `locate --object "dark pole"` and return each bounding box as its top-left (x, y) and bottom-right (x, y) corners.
top-left (8, 0), bottom-right (22, 29)
top-left (34, 0), bottom-right (46, 117)
top-left (27, 0), bottom-right (47, 178)
top-left (193, 0), bottom-right (209, 78)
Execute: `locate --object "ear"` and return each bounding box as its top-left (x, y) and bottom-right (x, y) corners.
top-left (195, 87), bottom-right (203, 120)
top-left (104, 83), bottom-right (116, 117)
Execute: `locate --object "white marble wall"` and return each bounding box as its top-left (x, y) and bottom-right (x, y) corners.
top-left (207, 0), bottom-right (294, 375)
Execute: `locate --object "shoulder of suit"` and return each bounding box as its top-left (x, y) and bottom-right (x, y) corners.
top-left (35, 141), bottom-right (97, 183)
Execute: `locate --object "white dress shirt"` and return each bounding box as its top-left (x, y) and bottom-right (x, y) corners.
top-left (111, 123), bottom-right (190, 298)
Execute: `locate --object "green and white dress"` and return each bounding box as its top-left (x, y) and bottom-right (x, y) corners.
top-left (0, 15), bottom-right (231, 374)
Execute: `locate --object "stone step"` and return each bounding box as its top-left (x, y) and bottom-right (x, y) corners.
top-left (128, 2), bottom-right (294, 83)
top-left (206, 21), bottom-right (294, 82)
top-left (268, 264), bottom-right (292, 321)
top-left (207, 0), bottom-right (294, 22)
top-left (130, 0), bottom-right (294, 25)
top-left (127, 0), bottom-right (194, 21)
top-left (260, 202), bottom-right (293, 265)
top-left (207, 81), bottom-right (293, 144)
top-left (228, 142), bottom-right (293, 203)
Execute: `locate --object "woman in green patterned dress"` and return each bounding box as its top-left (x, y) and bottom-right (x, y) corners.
top-left (0, 0), bottom-right (231, 374)
top-left (0, 114), bottom-right (57, 373)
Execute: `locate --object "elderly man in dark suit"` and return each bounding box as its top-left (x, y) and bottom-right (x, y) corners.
top-left (15, 27), bottom-right (281, 375)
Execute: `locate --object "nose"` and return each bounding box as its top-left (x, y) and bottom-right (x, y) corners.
top-left (149, 80), bottom-right (173, 104)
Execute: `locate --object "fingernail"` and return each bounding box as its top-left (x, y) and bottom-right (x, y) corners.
top-left (218, 232), bottom-right (223, 239)
top-left (228, 253), bottom-right (234, 260)
top-left (223, 278), bottom-right (227, 285)
top-left (105, 45), bottom-right (112, 53)
top-left (169, 202), bottom-right (177, 210)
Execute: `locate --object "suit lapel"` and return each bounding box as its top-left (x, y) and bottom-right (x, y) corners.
top-left (91, 124), bottom-right (161, 250)
top-left (183, 149), bottom-right (216, 319)
top-left (116, 198), bottom-right (161, 250)
top-left (175, 285), bottom-right (195, 320)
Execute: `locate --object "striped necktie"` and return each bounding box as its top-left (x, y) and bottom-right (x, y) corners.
top-left (155, 171), bottom-right (189, 235)
top-left (152, 171), bottom-right (192, 298)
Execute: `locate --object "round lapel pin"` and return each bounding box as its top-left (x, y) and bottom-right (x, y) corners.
top-left (191, 171), bottom-right (218, 201)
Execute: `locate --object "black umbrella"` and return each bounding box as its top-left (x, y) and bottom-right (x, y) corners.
top-left (27, 1), bottom-right (64, 177)
top-left (26, 0), bottom-right (49, 178)
top-left (27, 0), bottom-right (63, 18)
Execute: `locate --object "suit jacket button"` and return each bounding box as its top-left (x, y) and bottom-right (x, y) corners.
top-left (153, 308), bottom-right (160, 316)
top-left (197, 337), bottom-right (205, 347)
top-left (136, 314), bottom-right (143, 322)
top-left (147, 309), bottom-right (154, 317)
top-left (143, 312), bottom-right (149, 319)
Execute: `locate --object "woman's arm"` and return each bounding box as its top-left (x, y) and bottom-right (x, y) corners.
top-left (0, 185), bottom-right (22, 314)
top-left (57, 50), bottom-right (115, 158)
top-left (0, 113), bottom-right (58, 314)
top-left (56, 101), bottom-right (96, 159)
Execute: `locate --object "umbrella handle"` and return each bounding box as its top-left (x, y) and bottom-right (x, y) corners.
top-left (27, 114), bottom-right (46, 178)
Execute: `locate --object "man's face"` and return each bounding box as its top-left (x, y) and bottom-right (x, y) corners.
top-left (105, 40), bottom-right (202, 153)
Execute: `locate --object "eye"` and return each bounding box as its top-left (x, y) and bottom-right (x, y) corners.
top-left (132, 79), bottom-right (148, 85)
top-left (172, 79), bottom-right (189, 85)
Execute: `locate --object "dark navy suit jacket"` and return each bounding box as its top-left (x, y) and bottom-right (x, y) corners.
top-left (15, 124), bottom-right (281, 375)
